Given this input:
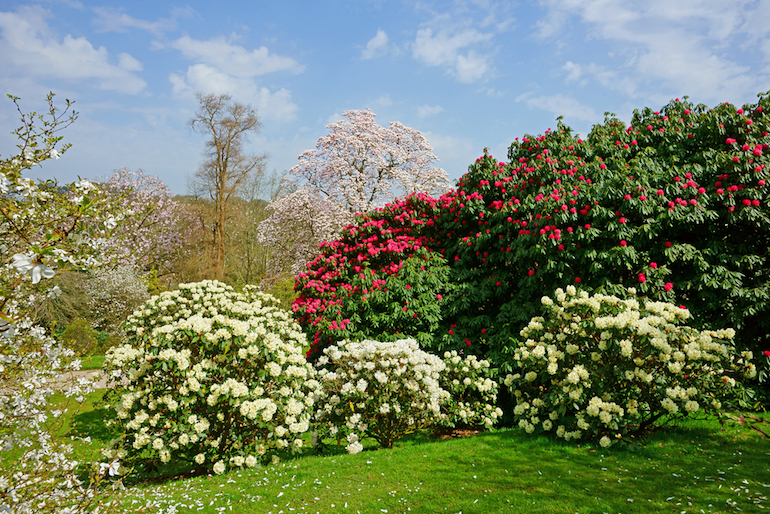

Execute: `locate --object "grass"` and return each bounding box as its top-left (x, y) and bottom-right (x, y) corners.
top-left (53, 392), bottom-right (770, 514)
top-left (79, 354), bottom-right (105, 370)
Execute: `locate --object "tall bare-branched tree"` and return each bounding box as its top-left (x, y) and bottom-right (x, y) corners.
top-left (188, 92), bottom-right (267, 280)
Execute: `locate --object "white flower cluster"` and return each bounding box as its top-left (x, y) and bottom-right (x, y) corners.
top-left (104, 280), bottom-right (320, 475)
top-left (504, 286), bottom-right (755, 446)
top-left (315, 338), bottom-right (450, 453)
top-left (439, 351), bottom-right (503, 429)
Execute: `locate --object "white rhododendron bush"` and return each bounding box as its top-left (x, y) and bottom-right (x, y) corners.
top-left (504, 286), bottom-right (756, 447)
top-left (104, 280), bottom-right (319, 475)
top-left (314, 338), bottom-right (451, 452)
top-left (439, 351), bottom-right (503, 430)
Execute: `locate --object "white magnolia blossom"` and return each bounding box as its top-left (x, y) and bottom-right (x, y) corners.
top-left (11, 252), bottom-right (56, 284)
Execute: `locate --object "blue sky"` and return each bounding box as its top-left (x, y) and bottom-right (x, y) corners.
top-left (1, 0), bottom-right (769, 195)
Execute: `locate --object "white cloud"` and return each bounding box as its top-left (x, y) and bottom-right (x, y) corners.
top-left (170, 35), bottom-right (304, 78)
top-left (118, 53), bottom-right (143, 72)
top-left (413, 25), bottom-right (493, 82)
top-left (515, 92), bottom-right (598, 122)
top-left (361, 29), bottom-right (389, 59)
top-left (91, 6), bottom-right (191, 36)
top-left (168, 35), bottom-right (303, 122)
top-left (374, 95), bottom-right (393, 107)
top-left (537, 0), bottom-right (770, 103)
top-left (417, 104), bottom-right (444, 117)
top-left (325, 112), bottom-right (342, 125)
top-left (169, 64), bottom-right (298, 122)
top-left (455, 50), bottom-right (490, 83)
top-left (0, 6), bottom-right (146, 94)
top-left (562, 61), bottom-right (583, 83)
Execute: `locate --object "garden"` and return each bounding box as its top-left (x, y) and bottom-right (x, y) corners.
top-left (1, 91), bottom-right (770, 513)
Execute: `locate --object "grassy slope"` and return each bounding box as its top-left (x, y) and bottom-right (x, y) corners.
top-left (108, 417), bottom-right (770, 514)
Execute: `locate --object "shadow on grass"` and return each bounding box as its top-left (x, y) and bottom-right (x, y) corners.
top-left (68, 406), bottom-right (121, 442)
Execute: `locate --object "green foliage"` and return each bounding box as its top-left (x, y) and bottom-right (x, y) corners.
top-left (435, 93), bottom-right (770, 385)
top-left (58, 318), bottom-right (98, 356)
top-left (504, 286), bottom-right (756, 445)
top-left (294, 194), bottom-right (454, 359)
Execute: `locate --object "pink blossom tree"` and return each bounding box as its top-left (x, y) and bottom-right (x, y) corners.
top-left (100, 168), bottom-right (194, 279)
top-left (258, 109), bottom-right (450, 280)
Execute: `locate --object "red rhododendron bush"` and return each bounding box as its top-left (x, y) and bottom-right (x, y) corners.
top-left (294, 92), bottom-right (770, 410)
top-left (293, 193), bottom-right (453, 360)
top-left (438, 94), bottom-right (769, 382)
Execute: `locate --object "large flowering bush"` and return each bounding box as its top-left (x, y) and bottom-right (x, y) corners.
top-left (294, 194), bottom-right (453, 360)
top-left (435, 94), bottom-right (770, 379)
top-left (290, 93), bottom-right (770, 408)
top-left (504, 286), bottom-right (756, 446)
top-left (439, 351), bottom-right (503, 430)
top-left (314, 338), bottom-right (449, 452)
top-left (103, 280), bottom-right (320, 475)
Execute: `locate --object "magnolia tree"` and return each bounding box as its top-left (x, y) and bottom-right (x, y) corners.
top-left (258, 109), bottom-right (450, 281)
top-left (258, 188), bottom-right (351, 278)
top-left (0, 93), bottom-right (123, 511)
top-left (100, 167), bottom-right (194, 279)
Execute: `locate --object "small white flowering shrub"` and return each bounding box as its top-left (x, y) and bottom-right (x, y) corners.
top-left (439, 351), bottom-right (503, 430)
top-left (104, 280), bottom-right (319, 475)
top-left (314, 338), bottom-right (450, 452)
top-left (504, 286), bottom-right (756, 447)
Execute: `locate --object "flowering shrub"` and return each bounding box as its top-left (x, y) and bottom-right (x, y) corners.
top-left (103, 280), bottom-right (319, 475)
top-left (314, 338), bottom-right (449, 452)
top-left (504, 286), bottom-right (756, 446)
top-left (293, 193), bottom-right (453, 360)
top-left (434, 94), bottom-right (770, 383)
top-left (439, 351), bottom-right (502, 429)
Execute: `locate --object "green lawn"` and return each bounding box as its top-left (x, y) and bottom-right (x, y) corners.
top-left (56, 392), bottom-right (769, 514)
top-left (78, 354), bottom-right (105, 370)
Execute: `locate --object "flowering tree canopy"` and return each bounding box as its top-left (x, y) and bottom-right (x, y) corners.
top-left (1, 93), bottom-right (123, 510)
top-left (100, 167), bottom-right (194, 278)
top-left (259, 109), bottom-right (450, 280)
top-left (290, 109), bottom-right (449, 212)
top-left (257, 188), bottom-right (352, 279)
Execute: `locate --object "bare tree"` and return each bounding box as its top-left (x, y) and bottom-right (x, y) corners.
top-left (188, 92), bottom-right (267, 281)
